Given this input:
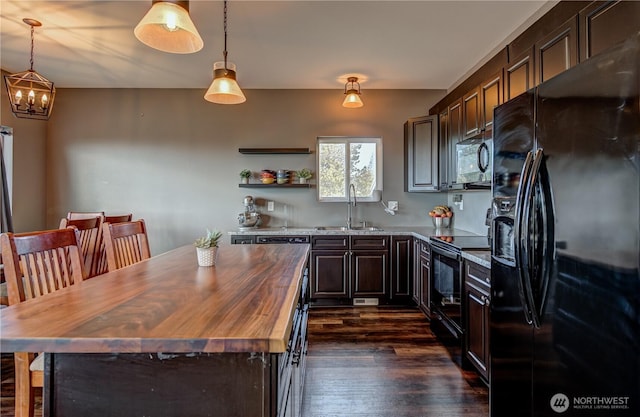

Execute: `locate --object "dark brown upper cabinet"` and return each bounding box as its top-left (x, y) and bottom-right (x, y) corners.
top-left (480, 70), bottom-right (503, 138)
top-left (404, 115), bottom-right (439, 192)
top-left (462, 87), bottom-right (481, 140)
top-left (579, 0), bottom-right (640, 62)
top-left (535, 16), bottom-right (578, 84)
top-left (505, 48), bottom-right (535, 101)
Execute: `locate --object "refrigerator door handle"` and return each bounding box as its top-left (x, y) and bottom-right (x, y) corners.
top-left (521, 149), bottom-right (546, 328)
top-left (527, 148), bottom-right (555, 326)
top-left (514, 150), bottom-right (535, 325)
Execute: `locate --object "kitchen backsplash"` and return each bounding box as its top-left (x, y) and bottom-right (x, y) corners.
top-left (447, 190), bottom-right (492, 236)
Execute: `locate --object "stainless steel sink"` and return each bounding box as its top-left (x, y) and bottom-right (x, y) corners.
top-left (315, 226), bottom-right (383, 232)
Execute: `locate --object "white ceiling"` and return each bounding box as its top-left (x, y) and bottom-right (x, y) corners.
top-left (0, 0), bottom-right (552, 90)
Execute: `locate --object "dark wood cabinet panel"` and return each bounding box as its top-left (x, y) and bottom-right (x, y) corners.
top-left (480, 70), bottom-right (503, 136)
top-left (404, 115), bottom-right (439, 192)
top-left (412, 239), bottom-right (421, 305)
top-left (535, 16), bottom-right (578, 84)
top-left (418, 241), bottom-right (431, 316)
top-left (464, 261), bottom-right (490, 382)
top-left (446, 99), bottom-right (463, 189)
top-left (351, 250), bottom-right (388, 297)
top-left (310, 250), bottom-right (349, 298)
top-left (579, 0), bottom-right (640, 61)
top-left (310, 235), bottom-right (389, 301)
top-left (391, 236), bottom-right (413, 300)
top-left (438, 108), bottom-right (449, 188)
top-left (505, 48), bottom-right (535, 101)
top-left (463, 87), bottom-right (481, 139)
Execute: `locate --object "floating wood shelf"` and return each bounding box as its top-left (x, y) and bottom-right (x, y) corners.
top-left (238, 183), bottom-right (312, 188)
top-left (238, 148), bottom-right (311, 154)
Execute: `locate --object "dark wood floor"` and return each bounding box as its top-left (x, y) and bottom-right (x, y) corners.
top-left (302, 306), bottom-right (488, 417)
top-left (0, 306), bottom-right (487, 417)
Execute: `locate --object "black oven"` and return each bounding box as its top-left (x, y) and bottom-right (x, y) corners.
top-left (430, 241), bottom-right (464, 339)
top-left (429, 235), bottom-right (490, 341)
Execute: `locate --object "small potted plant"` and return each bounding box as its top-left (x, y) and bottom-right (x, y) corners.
top-left (239, 169), bottom-right (252, 184)
top-left (296, 168), bottom-right (312, 184)
top-left (194, 229), bottom-right (223, 266)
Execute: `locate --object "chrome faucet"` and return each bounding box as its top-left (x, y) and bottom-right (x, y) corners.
top-left (347, 184), bottom-right (357, 229)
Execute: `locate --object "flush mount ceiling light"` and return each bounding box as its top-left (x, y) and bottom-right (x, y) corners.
top-left (134, 0), bottom-right (203, 54)
top-left (343, 77), bottom-right (363, 108)
top-left (204, 0), bottom-right (246, 104)
top-left (4, 18), bottom-right (56, 121)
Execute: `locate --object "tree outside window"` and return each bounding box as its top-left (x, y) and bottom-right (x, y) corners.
top-left (316, 137), bottom-right (382, 202)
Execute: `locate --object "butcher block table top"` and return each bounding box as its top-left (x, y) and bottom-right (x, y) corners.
top-left (0, 244), bottom-right (310, 354)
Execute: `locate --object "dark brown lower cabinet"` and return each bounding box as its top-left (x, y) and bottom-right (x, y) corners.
top-left (390, 236), bottom-right (413, 302)
top-left (418, 240), bottom-right (430, 316)
top-left (464, 260), bottom-right (491, 382)
top-left (310, 235), bottom-right (389, 302)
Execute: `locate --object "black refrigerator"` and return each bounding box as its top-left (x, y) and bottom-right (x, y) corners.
top-left (490, 33), bottom-right (639, 417)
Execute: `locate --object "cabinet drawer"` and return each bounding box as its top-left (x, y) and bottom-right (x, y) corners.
top-left (311, 235), bottom-right (348, 250)
top-left (465, 261), bottom-right (490, 291)
top-left (419, 240), bottom-right (430, 257)
top-left (351, 235), bottom-right (388, 250)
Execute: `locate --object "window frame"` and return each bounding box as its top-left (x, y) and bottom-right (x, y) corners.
top-left (316, 136), bottom-right (383, 203)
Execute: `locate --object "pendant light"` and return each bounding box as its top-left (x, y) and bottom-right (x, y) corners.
top-left (204, 0), bottom-right (246, 105)
top-left (134, 1), bottom-right (203, 54)
top-left (342, 77), bottom-right (363, 108)
top-left (4, 18), bottom-right (56, 121)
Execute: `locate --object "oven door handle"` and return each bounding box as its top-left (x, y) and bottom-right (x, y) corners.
top-left (430, 245), bottom-right (460, 261)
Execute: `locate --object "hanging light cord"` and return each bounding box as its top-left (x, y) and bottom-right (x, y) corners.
top-left (29, 24), bottom-right (35, 72)
top-left (223, 0), bottom-right (228, 71)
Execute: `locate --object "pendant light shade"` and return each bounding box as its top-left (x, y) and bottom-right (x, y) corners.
top-left (134, 1), bottom-right (203, 54)
top-left (204, 62), bottom-right (246, 104)
top-left (343, 77), bottom-right (363, 108)
top-left (4, 18), bottom-right (56, 121)
top-left (204, 0), bottom-right (246, 105)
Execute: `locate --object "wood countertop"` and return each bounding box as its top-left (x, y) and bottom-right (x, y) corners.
top-left (0, 244), bottom-right (309, 354)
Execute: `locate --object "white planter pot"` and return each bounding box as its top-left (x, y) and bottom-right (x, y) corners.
top-left (196, 247), bottom-right (218, 267)
top-left (299, 177), bottom-right (307, 184)
top-left (240, 177), bottom-right (249, 184)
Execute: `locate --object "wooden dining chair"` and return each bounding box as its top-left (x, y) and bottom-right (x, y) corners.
top-left (102, 219), bottom-right (151, 271)
top-left (59, 216), bottom-right (103, 278)
top-left (67, 213), bottom-right (133, 276)
top-left (0, 228), bottom-right (85, 417)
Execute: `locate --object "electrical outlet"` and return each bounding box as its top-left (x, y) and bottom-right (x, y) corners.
top-left (388, 201), bottom-right (398, 211)
top-left (267, 201), bottom-right (274, 212)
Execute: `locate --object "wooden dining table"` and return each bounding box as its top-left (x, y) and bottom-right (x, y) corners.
top-left (0, 243), bottom-right (311, 416)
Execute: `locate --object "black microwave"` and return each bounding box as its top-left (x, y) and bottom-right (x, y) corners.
top-left (456, 137), bottom-right (492, 189)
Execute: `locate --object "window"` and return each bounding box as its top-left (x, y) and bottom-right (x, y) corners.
top-left (316, 136), bottom-right (382, 202)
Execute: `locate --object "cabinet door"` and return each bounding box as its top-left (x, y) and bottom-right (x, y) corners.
top-left (412, 239), bottom-right (421, 304)
top-left (579, 0), bottom-right (640, 62)
top-left (438, 108), bottom-right (450, 189)
top-left (351, 250), bottom-right (388, 297)
top-left (310, 250), bottom-right (349, 298)
top-left (390, 236), bottom-right (412, 300)
top-left (464, 261), bottom-right (491, 381)
top-left (419, 254), bottom-right (430, 316)
top-left (535, 16), bottom-right (578, 84)
top-left (404, 115), bottom-right (439, 192)
top-left (463, 86), bottom-right (481, 139)
top-left (418, 241), bottom-right (431, 316)
top-left (480, 70), bottom-right (503, 137)
top-left (447, 99), bottom-right (463, 189)
top-left (505, 48), bottom-right (534, 101)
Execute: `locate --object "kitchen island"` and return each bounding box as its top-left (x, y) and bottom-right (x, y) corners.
top-left (0, 244), bottom-right (310, 417)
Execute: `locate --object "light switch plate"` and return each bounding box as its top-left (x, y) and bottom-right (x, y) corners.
top-left (267, 201), bottom-right (274, 211)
